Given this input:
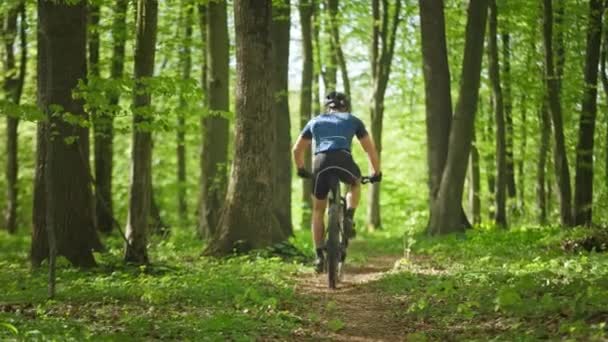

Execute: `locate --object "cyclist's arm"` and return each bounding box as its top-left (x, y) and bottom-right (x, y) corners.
top-left (292, 135), bottom-right (312, 169)
top-left (358, 135), bottom-right (381, 175)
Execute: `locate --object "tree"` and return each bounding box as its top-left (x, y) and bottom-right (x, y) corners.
top-left (419, 0), bottom-right (477, 232)
top-left (205, 0), bottom-right (287, 255)
top-left (422, 0), bottom-right (489, 235)
top-left (573, 0), bottom-right (604, 226)
top-left (537, 99), bottom-right (551, 225)
top-left (177, 0), bottom-right (194, 225)
top-left (32, 0), bottom-right (102, 267)
top-left (323, 0), bottom-right (338, 91)
top-left (368, 0), bottom-right (401, 230)
top-left (502, 32), bottom-right (516, 201)
top-left (198, 0), bottom-right (230, 239)
top-left (469, 130), bottom-right (481, 225)
top-left (487, 0), bottom-right (507, 227)
top-left (542, 0), bottom-right (572, 226)
top-left (419, 0), bottom-right (452, 212)
top-left (125, 0), bottom-right (158, 264)
top-left (299, 0), bottom-right (314, 229)
top-left (94, 0), bottom-right (128, 234)
top-left (601, 4), bottom-right (608, 194)
top-left (326, 0), bottom-right (350, 97)
top-left (271, 0), bottom-right (293, 236)
top-left (2, 2), bottom-right (26, 234)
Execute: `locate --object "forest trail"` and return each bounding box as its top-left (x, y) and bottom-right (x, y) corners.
top-left (293, 252), bottom-right (409, 341)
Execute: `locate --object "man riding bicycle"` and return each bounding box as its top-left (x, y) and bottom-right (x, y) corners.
top-left (292, 91), bottom-right (382, 273)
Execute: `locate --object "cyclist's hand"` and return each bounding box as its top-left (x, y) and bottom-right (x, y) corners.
top-left (369, 172), bottom-right (382, 183)
top-left (297, 168), bottom-right (313, 179)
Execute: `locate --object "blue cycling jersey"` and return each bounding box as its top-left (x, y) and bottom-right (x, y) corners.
top-left (300, 112), bottom-right (368, 154)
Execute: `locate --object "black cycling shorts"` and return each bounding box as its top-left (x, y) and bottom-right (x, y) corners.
top-left (312, 150), bottom-right (361, 200)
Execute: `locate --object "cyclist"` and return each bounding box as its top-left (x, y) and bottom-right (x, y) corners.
top-left (292, 91), bottom-right (381, 273)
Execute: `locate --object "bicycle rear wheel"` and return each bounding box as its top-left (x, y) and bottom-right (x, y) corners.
top-left (326, 184), bottom-right (342, 289)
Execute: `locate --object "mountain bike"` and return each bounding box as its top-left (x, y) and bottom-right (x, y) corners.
top-left (323, 174), bottom-right (379, 289)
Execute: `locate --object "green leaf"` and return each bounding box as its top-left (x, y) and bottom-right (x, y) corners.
top-left (0, 322), bottom-right (19, 335)
top-left (327, 319), bottom-right (345, 332)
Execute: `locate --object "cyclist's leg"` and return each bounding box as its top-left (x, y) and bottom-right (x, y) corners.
top-left (346, 180), bottom-right (360, 211)
top-left (312, 197), bottom-right (327, 247)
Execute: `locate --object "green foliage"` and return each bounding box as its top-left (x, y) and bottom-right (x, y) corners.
top-left (0, 229), bottom-right (305, 341)
top-left (375, 226), bottom-right (608, 340)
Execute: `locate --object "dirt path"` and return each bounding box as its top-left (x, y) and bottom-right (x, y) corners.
top-left (292, 254), bottom-right (410, 341)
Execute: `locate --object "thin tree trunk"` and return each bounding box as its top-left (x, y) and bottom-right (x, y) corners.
top-left (481, 95), bottom-right (497, 219)
top-left (199, 0), bottom-right (230, 239)
top-left (3, 3), bottom-right (26, 234)
top-left (299, 0), bottom-right (314, 229)
top-left (95, 0), bottom-right (128, 233)
top-left (177, 0), bottom-right (193, 225)
top-left (488, 0), bottom-right (507, 227)
top-left (537, 100), bottom-right (550, 225)
top-left (517, 95), bottom-right (528, 213)
top-left (324, 0), bottom-right (338, 91)
top-left (32, 0), bottom-right (102, 268)
top-left (196, 3), bottom-right (207, 234)
top-left (89, 3), bottom-right (100, 231)
top-left (427, 0), bottom-right (489, 235)
top-left (326, 0), bottom-right (349, 97)
top-left (272, 0), bottom-right (293, 236)
top-left (502, 32), bottom-right (516, 199)
top-left (125, 0), bottom-right (158, 264)
top-left (601, 6), bottom-right (608, 195)
top-left (543, 0), bottom-right (572, 226)
top-left (368, 0), bottom-right (401, 230)
top-left (470, 129), bottom-right (481, 225)
top-left (205, 0), bottom-right (286, 255)
top-left (573, 0), bottom-right (604, 226)
top-left (313, 2), bottom-right (322, 112)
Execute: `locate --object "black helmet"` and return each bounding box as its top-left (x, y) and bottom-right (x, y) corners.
top-left (324, 91), bottom-right (350, 111)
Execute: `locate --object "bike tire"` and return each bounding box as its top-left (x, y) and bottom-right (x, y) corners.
top-left (326, 183), bottom-right (342, 289)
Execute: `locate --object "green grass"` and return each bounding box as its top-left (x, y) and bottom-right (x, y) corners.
top-left (2, 222), bottom-right (608, 341)
top-left (0, 229), bottom-right (307, 341)
top-left (375, 226), bottom-right (608, 341)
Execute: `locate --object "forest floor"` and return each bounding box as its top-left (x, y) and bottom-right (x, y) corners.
top-left (293, 252), bottom-right (408, 341)
top-left (1, 225), bottom-right (608, 341)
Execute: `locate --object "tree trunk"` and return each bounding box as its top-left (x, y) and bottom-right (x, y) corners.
top-left (517, 95), bottom-right (528, 213)
top-left (419, 0), bottom-right (453, 225)
top-left (542, 0), bottom-right (572, 226)
top-left (502, 32), bottom-right (516, 200)
top-left (601, 8), bottom-right (608, 195)
top-left (299, 0), bottom-right (314, 229)
top-left (88, 3), bottom-right (100, 232)
top-left (573, 0), bottom-right (604, 226)
top-left (488, 0), bottom-right (507, 227)
top-left (470, 130), bottom-right (481, 225)
top-left (324, 0), bottom-right (338, 91)
top-left (199, 0), bottom-right (230, 239)
top-left (2, 3), bottom-right (26, 234)
top-left (205, 0), bottom-right (286, 256)
top-left (125, 0), bottom-right (158, 264)
top-left (367, 0), bottom-right (401, 230)
top-left (271, 0), bottom-right (293, 236)
top-left (312, 1), bottom-right (322, 113)
top-left (196, 3), bottom-right (207, 234)
top-left (177, 0), bottom-right (193, 225)
top-left (32, 0), bottom-right (102, 268)
top-left (427, 0), bottom-right (489, 235)
top-left (326, 0), bottom-right (349, 97)
top-left (480, 95), bottom-right (497, 219)
top-left (537, 100), bottom-right (550, 225)
top-left (95, 0), bottom-right (128, 233)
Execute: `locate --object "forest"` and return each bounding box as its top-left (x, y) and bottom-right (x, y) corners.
top-left (1, 0), bottom-right (608, 340)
